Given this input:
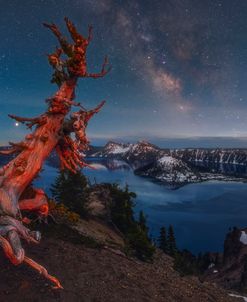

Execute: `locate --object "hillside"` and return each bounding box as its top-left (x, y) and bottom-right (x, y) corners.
top-left (0, 221), bottom-right (241, 302)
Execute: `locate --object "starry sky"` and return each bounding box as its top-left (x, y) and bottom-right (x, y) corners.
top-left (1, 0), bottom-right (247, 148)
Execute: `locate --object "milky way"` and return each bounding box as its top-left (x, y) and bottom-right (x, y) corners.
top-left (0, 0), bottom-right (247, 147)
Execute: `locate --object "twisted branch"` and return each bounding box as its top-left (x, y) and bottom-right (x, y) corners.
top-left (8, 114), bottom-right (47, 129)
top-left (0, 18), bottom-right (109, 290)
top-left (86, 56), bottom-right (111, 79)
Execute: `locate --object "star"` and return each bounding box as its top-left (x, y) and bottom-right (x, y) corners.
top-left (0, 0), bottom-right (247, 144)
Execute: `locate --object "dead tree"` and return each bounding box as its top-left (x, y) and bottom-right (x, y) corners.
top-left (0, 18), bottom-right (110, 289)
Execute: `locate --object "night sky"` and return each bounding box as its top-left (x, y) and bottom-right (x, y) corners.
top-left (1, 0), bottom-right (247, 147)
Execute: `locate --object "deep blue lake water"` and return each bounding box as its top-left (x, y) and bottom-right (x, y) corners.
top-left (34, 159), bottom-right (247, 254)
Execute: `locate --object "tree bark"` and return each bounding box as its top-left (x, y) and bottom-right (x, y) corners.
top-left (0, 18), bottom-right (110, 289)
top-left (1, 78), bottom-right (77, 217)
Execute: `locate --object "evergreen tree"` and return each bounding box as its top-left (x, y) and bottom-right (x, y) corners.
top-left (127, 227), bottom-right (155, 261)
top-left (51, 169), bottom-right (89, 217)
top-left (108, 183), bottom-right (155, 261)
top-left (138, 210), bottom-right (148, 233)
top-left (167, 225), bottom-right (177, 256)
top-left (109, 183), bottom-right (136, 234)
top-left (174, 249), bottom-right (198, 276)
top-left (158, 226), bottom-right (168, 253)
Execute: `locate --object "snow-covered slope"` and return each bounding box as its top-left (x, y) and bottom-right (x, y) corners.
top-left (92, 141), bottom-right (163, 169)
top-left (91, 141), bottom-right (131, 157)
top-left (135, 154), bottom-right (200, 185)
top-left (122, 141), bottom-right (162, 169)
top-left (94, 142), bottom-right (247, 166)
top-left (90, 141), bottom-right (247, 185)
top-left (92, 141), bottom-right (199, 184)
top-left (171, 149), bottom-right (247, 165)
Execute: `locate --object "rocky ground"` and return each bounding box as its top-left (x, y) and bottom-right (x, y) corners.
top-left (204, 227), bottom-right (247, 292)
top-left (0, 222), bottom-right (242, 302)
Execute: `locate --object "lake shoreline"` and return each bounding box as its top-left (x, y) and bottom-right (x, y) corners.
top-left (36, 160), bottom-right (247, 254)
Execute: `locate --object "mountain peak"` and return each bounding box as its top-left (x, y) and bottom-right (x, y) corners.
top-left (136, 140), bottom-right (159, 148)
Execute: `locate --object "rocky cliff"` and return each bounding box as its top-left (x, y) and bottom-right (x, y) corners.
top-left (204, 227), bottom-right (247, 295)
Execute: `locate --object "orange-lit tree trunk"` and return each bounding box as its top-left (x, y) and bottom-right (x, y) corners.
top-left (0, 18), bottom-right (110, 289)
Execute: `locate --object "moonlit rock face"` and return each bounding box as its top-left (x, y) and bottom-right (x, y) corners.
top-left (239, 231), bottom-right (247, 245)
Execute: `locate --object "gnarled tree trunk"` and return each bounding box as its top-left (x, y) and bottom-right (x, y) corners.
top-left (0, 18), bottom-right (110, 288)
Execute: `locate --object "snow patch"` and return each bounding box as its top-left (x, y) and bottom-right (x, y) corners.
top-left (158, 155), bottom-right (176, 165)
top-left (88, 163), bottom-right (107, 170)
top-left (229, 293), bottom-right (247, 301)
top-left (240, 231), bottom-right (247, 245)
top-left (110, 146), bottom-right (130, 154)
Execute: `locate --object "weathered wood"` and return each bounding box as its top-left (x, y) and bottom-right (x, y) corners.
top-left (0, 18), bottom-right (109, 289)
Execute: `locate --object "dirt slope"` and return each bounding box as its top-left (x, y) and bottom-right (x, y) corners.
top-left (0, 223), bottom-right (241, 302)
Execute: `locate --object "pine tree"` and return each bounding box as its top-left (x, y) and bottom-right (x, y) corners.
top-left (174, 249), bottom-right (198, 276)
top-left (139, 210), bottom-right (148, 233)
top-left (108, 184), bottom-right (154, 261)
top-left (51, 169), bottom-right (89, 217)
top-left (109, 183), bottom-right (136, 234)
top-left (158, 226), bottom-right (168, 253)
top-left (167, 225), bottom-right (177, 256)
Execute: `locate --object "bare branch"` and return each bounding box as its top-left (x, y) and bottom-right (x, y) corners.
top-left (0, 149), bottom-right (16, 155)
top-left (64, 17), bottom-right (84, 42)
top-left (0, 141), bottom-right (31, 155)
top-left (85, 56), bottom-right (111, 78)
top-left (43, 22), bottom-right (73, 57)
top-left (88, 24), bottom-right (93, 43)
top-left (56, 150), bottom-right (77, 173)
top-left (8, 114), bottom-right (47, 129)
top-left (43, 22), bottom-right (62, 39)
top-left (9, 141), bottom-right (30, 150)
top-left (24, 256), bottom-right (63, 289)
